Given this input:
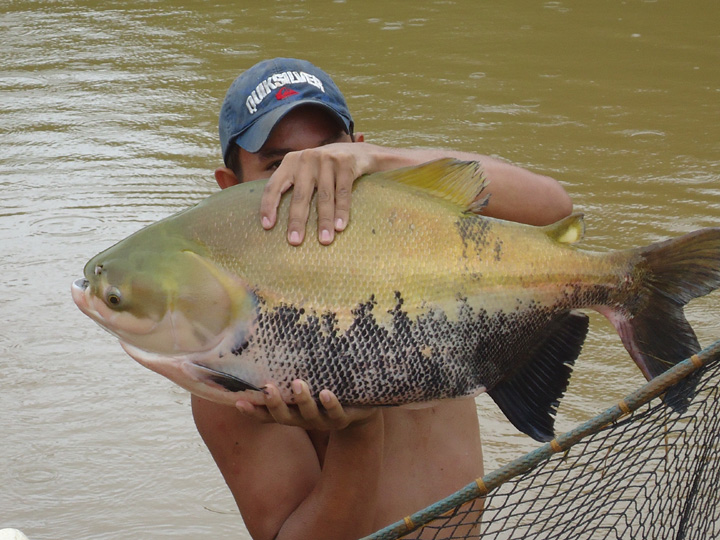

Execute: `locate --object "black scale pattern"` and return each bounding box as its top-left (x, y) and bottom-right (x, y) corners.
top-left (232, 290), bottom-right (584, 406)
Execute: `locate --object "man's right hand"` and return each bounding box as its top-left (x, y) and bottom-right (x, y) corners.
top-left (235, 379), bottom-right (378, 431)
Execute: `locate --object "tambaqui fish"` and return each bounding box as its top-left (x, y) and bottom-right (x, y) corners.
top-left (71, 159), bottom-right (720, 441)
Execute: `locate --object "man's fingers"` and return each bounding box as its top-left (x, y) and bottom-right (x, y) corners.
top-left (318, 390), bottom-right (348, 423)
top-left (262, 384), bottom-right (296, 424)
top-left (333, 166), bottom-right (354, 232)
top-left (260, 172), bottom-right (294, 230)
top-left (258, 145), bottom-right (364, 245)
top-left (236, 381), bottom-right (378, 431)
top-left (316, 160), bottom-right (336, 245)
top-left (285, 155), bottom-right (318, 245)
top-left (291, 380), bottom-right (324, 426)
top-left (286, 187), bottom-right (313, 245)
top-left (235, 399), bottom-right (275, 423)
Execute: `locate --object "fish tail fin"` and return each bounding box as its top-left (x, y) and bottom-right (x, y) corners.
top-left (609, 227), bottom-right (720, 410)
top-left (488, 310), bottom-right (590, 442)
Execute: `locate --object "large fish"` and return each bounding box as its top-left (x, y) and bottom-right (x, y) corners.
top-left (72, 159), bottom-right (720, 441)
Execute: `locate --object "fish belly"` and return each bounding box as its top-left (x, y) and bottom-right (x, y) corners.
top-left (202, 279), bottom-right (603, 406)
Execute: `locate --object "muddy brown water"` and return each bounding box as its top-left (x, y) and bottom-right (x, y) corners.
top-left (1, 1), bottom-right (718, 538)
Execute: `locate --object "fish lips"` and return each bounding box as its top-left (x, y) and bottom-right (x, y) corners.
top-left (74, 277), bottom-right (90, 290)
top-left (71, 277), bottom-right (92, 315)
top-left (71, 276), bottom-right (116, 335)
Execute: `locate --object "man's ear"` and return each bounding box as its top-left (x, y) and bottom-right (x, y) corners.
top-left (352, 132), bottom-right (365, 143)
top-left (215, 167), bottom-right (240, 190)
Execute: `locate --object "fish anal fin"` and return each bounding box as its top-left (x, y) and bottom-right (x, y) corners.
top-left (378, 158), bottom-right (488, 212)
top-left (488, 310), bottom-right (589, 442)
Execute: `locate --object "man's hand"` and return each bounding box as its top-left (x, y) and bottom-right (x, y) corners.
top-left (257, 140), bottom-right (573, 246)
top-left (235, 379), bottom-right (378, 431)
top-left (259, 142), bottom-right (375, 246)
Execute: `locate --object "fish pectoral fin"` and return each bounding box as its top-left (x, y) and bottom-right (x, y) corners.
top-left (488, 310), bottom-right (589, 443)
top-left (183, 363), bottom-right (261, 392)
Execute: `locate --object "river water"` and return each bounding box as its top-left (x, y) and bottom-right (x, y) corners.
top-left (1, 1), bottom-right (718, 538)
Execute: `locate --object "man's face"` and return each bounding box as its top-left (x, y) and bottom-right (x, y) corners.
top-left (238, 106), bottom-right (353, 183)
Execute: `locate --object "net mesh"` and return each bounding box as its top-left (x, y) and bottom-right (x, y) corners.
top-left (363, 340), bottom-right (720, 540)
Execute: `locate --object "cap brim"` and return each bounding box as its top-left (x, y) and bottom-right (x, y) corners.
top-left (234, 100), bottom-right (352, 154)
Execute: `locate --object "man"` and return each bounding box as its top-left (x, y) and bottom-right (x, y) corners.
top-left (193, 58), bottom-right (573, 540)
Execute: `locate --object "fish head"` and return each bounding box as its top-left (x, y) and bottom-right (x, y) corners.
top-left (71, 237), bottom-right (256, 358)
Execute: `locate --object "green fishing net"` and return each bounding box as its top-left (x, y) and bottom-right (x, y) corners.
top-left (364, 340), bottom-right (720, 540)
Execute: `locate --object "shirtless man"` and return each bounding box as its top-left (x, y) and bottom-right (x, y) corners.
top-left (192, 58), bottom-right (572, 540)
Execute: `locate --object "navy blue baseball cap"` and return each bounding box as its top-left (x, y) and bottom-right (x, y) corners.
top-left (219, 58), bottom-right (354, 164)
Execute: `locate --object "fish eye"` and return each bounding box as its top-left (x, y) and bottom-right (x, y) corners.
top-left (104, 286), bottom-right (123, 308)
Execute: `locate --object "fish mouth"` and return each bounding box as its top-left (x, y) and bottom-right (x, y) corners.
top-left (74, 277), bottom-right (89, 290)
top-left (71, 277), bottom-right (92, 314)
top-left (71, 276), bottom-right (120, 333)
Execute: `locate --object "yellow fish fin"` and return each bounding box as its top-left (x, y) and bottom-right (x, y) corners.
top-left (541, 213), bottom-right (585, 244)
top-left (379, 158), bottom-right (488, 213)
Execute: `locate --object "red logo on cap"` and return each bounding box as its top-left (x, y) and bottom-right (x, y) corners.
top-left (276, 87), bottom-right (299, 100)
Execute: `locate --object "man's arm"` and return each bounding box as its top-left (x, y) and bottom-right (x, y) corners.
top-left (259, 141), bottom-right (573, 245)
top-left (192, 391), bottom-right (384, 540)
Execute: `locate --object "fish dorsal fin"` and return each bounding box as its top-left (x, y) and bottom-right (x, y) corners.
top-left (542, 213), bottom-right (585, 244)
top-left (379, 158), bottom-right (489, 213)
